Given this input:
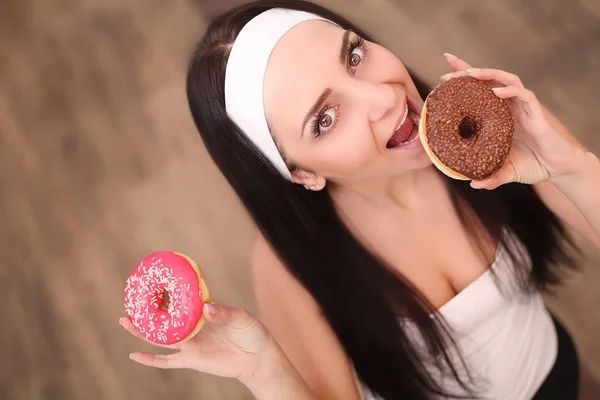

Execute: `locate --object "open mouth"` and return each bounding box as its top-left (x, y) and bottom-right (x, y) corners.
top-left (386, 98), bottom-right (421, 149)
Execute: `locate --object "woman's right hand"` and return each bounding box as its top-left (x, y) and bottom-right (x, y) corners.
top-left (120, 303), bottom-right (275, 384)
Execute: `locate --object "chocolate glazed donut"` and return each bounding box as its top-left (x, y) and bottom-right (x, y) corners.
top-left (418, 76), bottom-right (515, 181)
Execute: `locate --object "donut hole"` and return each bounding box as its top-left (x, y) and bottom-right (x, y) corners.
top-left (458, 118), bottom-right (478, 139)
top-left (159, 289), bottom-right (170, 311)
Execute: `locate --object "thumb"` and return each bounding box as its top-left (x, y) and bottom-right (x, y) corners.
top-left (203, 303), bottom-right (255, 330)
top-left (471, 163), bottom-right (517, 190)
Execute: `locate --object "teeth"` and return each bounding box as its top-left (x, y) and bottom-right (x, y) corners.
top-left (395, 104), bottom-right (409, 131)
top-left (400, 132), bottom-right (419, 145)
top-left (400, 113), bottom-right (419, 144)
top-left (408, 109), bottom-right (419, 124)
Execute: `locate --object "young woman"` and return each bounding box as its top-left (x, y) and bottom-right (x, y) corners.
top-left (120, 1), bottom-right (600, 398)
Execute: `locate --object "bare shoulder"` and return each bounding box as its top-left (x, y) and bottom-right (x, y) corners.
top-left (252, 234), bottom-right (315, 296)
top-left (250, 233), bottom-right (362, 400)
top-left (251, 233), bottom-right (288, 281)
top-left (250, 233), bottom-right (322, 330)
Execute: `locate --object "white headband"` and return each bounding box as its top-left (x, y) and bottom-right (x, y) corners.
top-left (224, 8), bottom-right (330, 180)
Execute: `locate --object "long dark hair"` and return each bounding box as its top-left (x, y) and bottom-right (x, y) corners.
top-left (186, 1), bottom-right (579, 398)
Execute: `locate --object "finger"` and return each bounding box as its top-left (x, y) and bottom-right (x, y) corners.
top-left (120, 317), bottom-right (146, 340)
top-left (469, 69), bottom-right (523, 88)
top-left (443, 53), bottom-right (473, 71)
top-left (492, 85), bottom-right (536, 102)
top-left (442, 68), bottom-right (524, 89)
top-left (129, 351), bottom-right (187, 369)
top-left (203, 303), bottom-right (256, 331)
top-left (119, 317), bottom-right (177, 349)
top-left (471, 163), bottom-right (517, 190)
top-left (492, 86), bottom-right (544, 117)
top-left (440, 68), bottom-right (481, 81)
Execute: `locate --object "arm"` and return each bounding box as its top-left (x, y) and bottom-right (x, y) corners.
top-left (533, 107), bottom-right (600, 248)
top-left (547, 150), bottom-right (600, 242)
top-left (243, 343), bottom-right (317, 400)
top-left (251, 234), bottom-right (364, 400)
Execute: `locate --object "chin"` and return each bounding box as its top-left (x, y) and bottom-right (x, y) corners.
top-left (392, 149), bottom-right (433, 173)
top-left (415, 152), bottom-right (434, 169)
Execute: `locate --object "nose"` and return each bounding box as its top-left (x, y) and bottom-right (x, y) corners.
top-left (351, 80), bottom-right (396, 122)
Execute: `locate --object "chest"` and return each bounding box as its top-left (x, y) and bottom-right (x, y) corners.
top-left (346, 195), bottom-right (497, 310)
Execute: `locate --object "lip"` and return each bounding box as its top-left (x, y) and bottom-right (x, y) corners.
top-left (389, 132), bottom-right (421, 150)
top-left (385, 95), bottom-right (423, 151)
top-left (407, 97), bottom-right (422, 116)
top-left (391, 96), bottom-right (409, 137)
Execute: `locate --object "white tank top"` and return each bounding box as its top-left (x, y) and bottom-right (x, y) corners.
top-left (361, 229), bottom-right (558, 400)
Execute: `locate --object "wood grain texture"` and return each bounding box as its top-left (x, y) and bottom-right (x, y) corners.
top-left (1, 0), bottom-right (599, 398)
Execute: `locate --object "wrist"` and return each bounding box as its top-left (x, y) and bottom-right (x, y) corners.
top-left (550, 150), bottom-right (600, 185)
top-left (241, 336), bottom-right (315, 400)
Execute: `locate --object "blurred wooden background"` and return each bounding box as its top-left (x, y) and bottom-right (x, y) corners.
top-left (1, 0), bottom-right (599, 398)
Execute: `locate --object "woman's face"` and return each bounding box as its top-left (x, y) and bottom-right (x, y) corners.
top-left (263, 20), bottom-right (432, 188)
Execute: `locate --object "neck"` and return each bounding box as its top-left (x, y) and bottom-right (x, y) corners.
top-left (329, 166), bottom-right (442, 213)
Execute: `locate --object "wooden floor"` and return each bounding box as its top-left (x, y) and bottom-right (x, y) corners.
top-left (1, 0), bottom-right (599, 398)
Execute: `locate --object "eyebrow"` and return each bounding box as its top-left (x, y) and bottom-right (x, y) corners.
top-left (300, 30), bottom-right (351, 137)
top-left (301, 88), bottom-right (332, 137)
top-left (339, 29), bottom-right (351, 65)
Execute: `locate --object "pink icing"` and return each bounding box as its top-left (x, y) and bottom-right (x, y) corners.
top-left (124, 251), bottom-right (204, 345)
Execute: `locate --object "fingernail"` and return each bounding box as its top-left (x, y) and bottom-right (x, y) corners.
top-left (118, 318), bottom-right (123, 325)
top-left (205, 303), bottom-right (217, 316)
top-left (128, 353), bottom-right (134, 360)
top-left (443, 53), bottom-right (456, 58)
top-left (492, 87), bottom-right (503, 91)
top-left (440, 73), bottom-right (454, 80)
top-left (466, 68), bottom-right (480, 73)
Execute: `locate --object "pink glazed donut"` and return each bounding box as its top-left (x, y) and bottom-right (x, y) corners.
top-left (124, 250), bottom-right (211, 345)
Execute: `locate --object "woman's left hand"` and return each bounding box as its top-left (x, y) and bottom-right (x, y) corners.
top-left (440, 54), bottom-right (586, 190)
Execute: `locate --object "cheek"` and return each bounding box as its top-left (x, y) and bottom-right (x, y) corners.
top-left (307, 125), bottom-right (378, 172)
top-left (363, 45), bottom-right (410, 80)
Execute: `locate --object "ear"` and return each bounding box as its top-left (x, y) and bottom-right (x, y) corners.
top-left (291, 169), bottom-right (326, 191)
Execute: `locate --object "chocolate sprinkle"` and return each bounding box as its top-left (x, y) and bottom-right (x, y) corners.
top-left (425, 76), bottom-right (514, 180)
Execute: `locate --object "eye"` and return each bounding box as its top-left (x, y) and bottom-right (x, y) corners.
top-left (347, 36), bottom-right (367, 73)
top-left (319, 109), bottom-right (335, 128)
top-left (349, 47), bottom-right (363, 67)
top-left (312, 105), bottom-right (339, 138)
